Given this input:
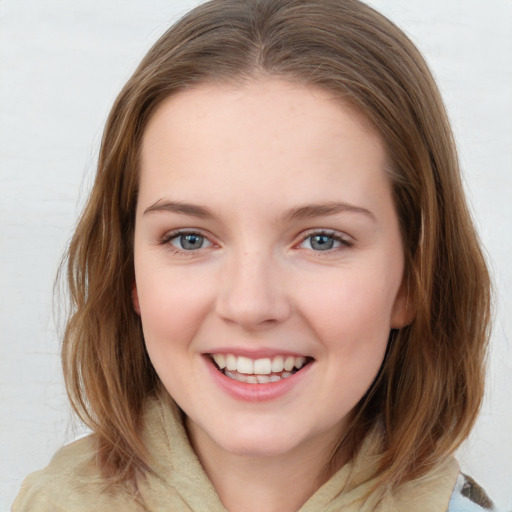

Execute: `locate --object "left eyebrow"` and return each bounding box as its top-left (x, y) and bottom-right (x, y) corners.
top-left (280, 202), bottom-right (376, 222)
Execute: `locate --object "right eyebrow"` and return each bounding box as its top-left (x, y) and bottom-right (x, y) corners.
top-left (143, 200), bottom-right (214, 218)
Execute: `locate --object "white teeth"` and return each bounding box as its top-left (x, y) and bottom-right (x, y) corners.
top-left (237, 356), bottom-right (254, 374)
top-left (212, 354), bottom-right (226, 369)
top-left (224, 370), bottom-right (240, 382)
top-left (284, 356), bottom-right (295, 372)
top-left (253, 358), bottom-right (272, 374)
top-left (271, 356), bottom-right (284, 373)
top-left (226, 354), bottom-right (237, 371)
top-left (211, 353), bottom-right (310, 383)
top-left (295, 357), bottom-right (306, 369)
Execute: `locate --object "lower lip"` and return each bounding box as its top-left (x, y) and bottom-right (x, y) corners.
top-left (203, 356), bottom-right (312, 402)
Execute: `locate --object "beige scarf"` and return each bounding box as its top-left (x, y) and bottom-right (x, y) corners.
top-left (13, 394), bottom-right (459, 512)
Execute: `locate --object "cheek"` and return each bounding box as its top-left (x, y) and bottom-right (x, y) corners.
top-left (135, 265), bottom-right (215, 348)
top-left (301, 270), bottom-right (398, 346)
top-left (298, 276), bottom-right (393, 423)
top-left (135, 268), bottom-right (215, 393)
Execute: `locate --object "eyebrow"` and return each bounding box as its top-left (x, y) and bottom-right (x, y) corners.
top-left (281, 202), bottom-right (376, 222)
top-left (144, 200), bottom-right (214, 218)
top-left (143, 199), bottom-right (375, 222)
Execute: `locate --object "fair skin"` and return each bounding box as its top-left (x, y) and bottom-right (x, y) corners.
top-left (133, 78), bottom-right (410, 512)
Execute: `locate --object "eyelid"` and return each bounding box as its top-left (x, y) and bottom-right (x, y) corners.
top-left (159, 228), bottom-right (217, 252)
top-left (157, 228), bottom-right (353, 255)
top-left (296, 229), bottom-right (354, 250)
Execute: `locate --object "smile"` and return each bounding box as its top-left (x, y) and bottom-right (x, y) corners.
top-left (209, 353), bottom-right (313, 384)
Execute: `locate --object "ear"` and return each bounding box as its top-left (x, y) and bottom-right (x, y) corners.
top-left (390, 277), bottom-right (416, 329)
top-left (132, 282), bottom-right (141, 315)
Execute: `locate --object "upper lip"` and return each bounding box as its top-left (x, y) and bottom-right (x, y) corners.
top-left (202, 348), bottom-right (312, 359)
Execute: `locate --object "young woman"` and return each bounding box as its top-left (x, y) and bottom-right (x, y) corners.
top-left (13, 0), bottom-right (496, 511)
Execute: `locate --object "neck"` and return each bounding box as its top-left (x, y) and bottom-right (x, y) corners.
top-left (186, 420), bottom-right (347, 512)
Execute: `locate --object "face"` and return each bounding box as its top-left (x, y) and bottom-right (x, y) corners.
top-left (133, 79), bottom-right (410, 462)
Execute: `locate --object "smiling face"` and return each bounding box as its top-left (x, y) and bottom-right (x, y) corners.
top-left (133, 78), bottom-right (410, 462)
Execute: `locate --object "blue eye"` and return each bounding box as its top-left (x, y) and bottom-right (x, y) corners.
top-left (170, 233), bottom-right (211, 251)
top-left (300, 233), bottom-right (347, 251)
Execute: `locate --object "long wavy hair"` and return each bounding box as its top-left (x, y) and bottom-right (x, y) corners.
top-left (62, 0), bottom-right (491, 490)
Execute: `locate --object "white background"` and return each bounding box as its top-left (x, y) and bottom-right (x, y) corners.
top-left (1, 1), bottom-right (511, 510)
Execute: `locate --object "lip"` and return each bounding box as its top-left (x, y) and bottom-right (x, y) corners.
top-left (204, 348), bottom-right (310, 359)
top-left (202, 354), bottom-right (313, 402)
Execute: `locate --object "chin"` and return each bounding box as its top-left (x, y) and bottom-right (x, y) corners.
top-left (217, 432), bottom-right (303, 458)
top-left (200, 413), bottom-right (329, 459)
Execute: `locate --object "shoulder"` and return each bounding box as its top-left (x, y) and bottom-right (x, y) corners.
top-left (447, 473), bottom-right (499, 512)
top-left (12, 435), bottom-right (140, 512)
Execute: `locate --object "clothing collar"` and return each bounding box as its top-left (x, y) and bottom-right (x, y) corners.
top-left (136, 393), bottom-right (459, 512)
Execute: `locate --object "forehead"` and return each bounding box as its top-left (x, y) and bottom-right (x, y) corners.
top-left (142, 78), bottom-right (382, 153)
top-left (138, 78), bottom-right (390, 213)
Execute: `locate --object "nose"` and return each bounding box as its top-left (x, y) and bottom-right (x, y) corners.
top-left (215, 249), bottom-right (292, 330)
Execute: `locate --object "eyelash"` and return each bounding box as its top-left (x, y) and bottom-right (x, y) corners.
top-left (159, 229), bottom-right (353, 256)
top-left (297, 230), bottom-right (353, 254)
top-left (159, 229), bottom-right (214, 256)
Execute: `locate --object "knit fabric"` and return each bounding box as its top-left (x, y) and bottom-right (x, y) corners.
top-left (13, 394), bottom-right (478, 512)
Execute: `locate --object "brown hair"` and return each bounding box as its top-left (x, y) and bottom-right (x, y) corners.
top-left (62, 0), bottom-right (491, 490)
